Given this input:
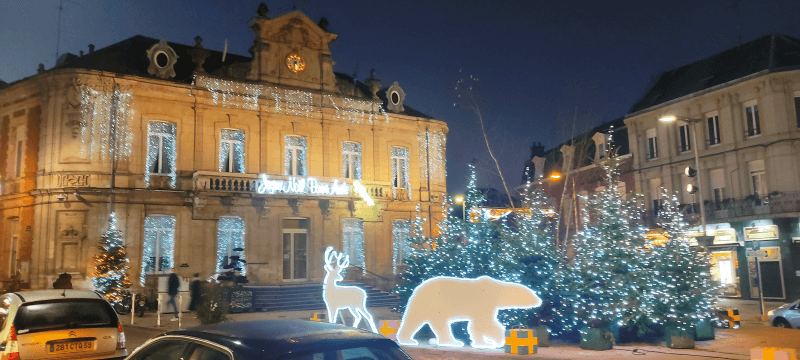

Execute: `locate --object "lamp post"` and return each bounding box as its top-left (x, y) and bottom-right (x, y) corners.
top-left (454, 195), bottom-right (465, 221)
top-left (658, 115), bottom-right (711, 240)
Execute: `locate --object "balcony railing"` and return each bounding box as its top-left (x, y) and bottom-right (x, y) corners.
top-left (192, 171), bottom-right (411, 200)
top-left (644, 192), bottom-right (800, 226)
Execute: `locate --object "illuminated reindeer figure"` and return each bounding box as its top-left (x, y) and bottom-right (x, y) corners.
top-left (322, 246), bottom-right (378, 333)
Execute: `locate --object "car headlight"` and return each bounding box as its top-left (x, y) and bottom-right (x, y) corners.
top-left (767, 309), bottom-right (775, 316)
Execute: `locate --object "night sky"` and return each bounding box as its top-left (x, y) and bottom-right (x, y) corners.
top-left (2, 0), bottom-right (800, 197)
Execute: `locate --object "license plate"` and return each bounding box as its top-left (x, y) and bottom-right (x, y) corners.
top-left (48, 340), bottom-right (94, 354)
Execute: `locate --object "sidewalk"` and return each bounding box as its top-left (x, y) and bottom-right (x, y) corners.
top-left (124, 300), bottom-right (799, 360)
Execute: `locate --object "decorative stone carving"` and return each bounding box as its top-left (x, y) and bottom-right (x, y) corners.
top-left (187, 36), bottom-right (210, 74)
top-left (318, 199), bottom-right (331, 217)
top-left (193, 196), bottom-right (207, 212)
top-left (386, 82), bottom-right (405, 113)
top-left (287, 198), bottom-right (303, 215)
top-left (365, 69), bottom-right (380, 100)
top-left (146, 40), bottom-right (178, 79)
top-left (252, 197), bottom-right (271, 217)
top-left (57, 174), bottom-right (90, 187)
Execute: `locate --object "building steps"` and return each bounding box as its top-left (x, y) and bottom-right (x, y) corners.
top-left (245, 281), bottom-right (401, 312)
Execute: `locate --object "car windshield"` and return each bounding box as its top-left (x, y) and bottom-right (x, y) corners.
top-left (14, 299), bottom-right (116, 333)
top-left (280, 346), bottom-right (411, 360)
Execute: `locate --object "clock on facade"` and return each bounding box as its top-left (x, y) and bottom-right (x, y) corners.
top-left (286, 54), bottom-right (306, 73)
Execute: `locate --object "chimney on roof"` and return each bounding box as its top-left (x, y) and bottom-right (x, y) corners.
top-left (79, 50), bottom-right (84, 57)
top-left (37, 64), bottom-right (45, 74)
top-left (88, 44), bottom-right (95, 54)
top-left (318, 17), bottom-right (329, 31)
top-left (530, 141), bottom-right (545, 158)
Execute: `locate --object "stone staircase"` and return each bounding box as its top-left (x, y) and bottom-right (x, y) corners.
top-left (246, 282), bottom-right (402, 312)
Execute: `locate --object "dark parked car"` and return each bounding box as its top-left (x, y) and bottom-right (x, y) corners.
top-left (126, 320), bottom-right (412, 360)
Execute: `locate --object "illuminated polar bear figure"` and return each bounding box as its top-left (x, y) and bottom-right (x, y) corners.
top-left (397, 276), bottom-right (541, 348)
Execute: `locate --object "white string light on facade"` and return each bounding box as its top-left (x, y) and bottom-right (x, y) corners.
top-left (79, 85), bottom-right (134, 161)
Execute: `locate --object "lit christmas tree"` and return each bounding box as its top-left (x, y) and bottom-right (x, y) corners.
top-left (571, 157), bottom-right (649, 334)
top-left (642, 189), bottom-right (717, 334)
top-left (92, 212), bottom-right (132, 306)
top-left (394, 164), bottom-right (575, 336)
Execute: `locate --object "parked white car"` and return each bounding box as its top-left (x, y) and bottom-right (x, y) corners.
top-left (768, 299), bottom-right (800, 329)
top-left (0, 290), bottom-right (127, 359)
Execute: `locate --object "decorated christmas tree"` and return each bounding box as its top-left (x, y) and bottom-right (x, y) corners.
top-left (571, 157), bottom-right (649, 334)
top-left (395, 164), bottom-right (574, 336)
top-left (506, 183), bottom-right (578, 337)
top-left (92, 212), bottom-right (132, 306)
top-left (642, 189), bottom-right (717, 334)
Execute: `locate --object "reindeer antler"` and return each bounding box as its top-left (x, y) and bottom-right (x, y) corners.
top-left (324, 246), bottom-right (336, 271)
top-left (337, 252), bottom-right (350, 269)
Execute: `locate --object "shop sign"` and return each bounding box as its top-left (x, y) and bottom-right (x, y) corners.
top-left (712, 228), bottom-right (737, 244)
top-left (256, 174), bottom-right (350, 196)
top-left (743, 225), bottom-right (779, 241)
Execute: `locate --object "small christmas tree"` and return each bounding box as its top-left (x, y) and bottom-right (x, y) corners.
top-left (92, 212), bottom-right (132, 306)
top-left (642, 189), bottom-right (717, 334)
top-left (196, 277), bottom-right (229, 324)
top-left (571, 157), bottom-right (649, 334)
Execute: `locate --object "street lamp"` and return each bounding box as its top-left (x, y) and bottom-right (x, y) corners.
top-left (454, 195), bottom-right (465, 221)
top-left (658, 115), bottom-right (710, 239)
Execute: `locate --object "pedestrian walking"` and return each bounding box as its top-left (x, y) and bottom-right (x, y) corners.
top-left (189, 273), bottom-right (201, 311)
top-left (167, 268), bottom-right (180, 321)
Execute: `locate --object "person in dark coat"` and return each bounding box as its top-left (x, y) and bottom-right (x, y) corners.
top-left (167, 268), bottom-right (180, 320)
top-left (53, 273), bottom-right (73, 289)
top-left (188, 273), bottom-right (201, 311)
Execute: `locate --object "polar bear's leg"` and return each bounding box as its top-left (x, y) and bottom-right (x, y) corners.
top-left (396, 314), bottom-right (424, 345)
top-left (429, 319), bottom-right (464, 347)
top-left (468, 318), bottom-right (505, 348)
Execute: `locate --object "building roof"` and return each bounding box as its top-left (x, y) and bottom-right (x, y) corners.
top-left (629, 34), bottom-right (800, 114)
top-left (39, 35), bottom-right (432, 119)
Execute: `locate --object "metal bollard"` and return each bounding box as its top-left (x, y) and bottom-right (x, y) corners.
top-left (157, 294), bottom-right (162, 327)
top-left (178, 295), bottom-right (182, 329)
top-left (131, 296), bottom-right (136, 325)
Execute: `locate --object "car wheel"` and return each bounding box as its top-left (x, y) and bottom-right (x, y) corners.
top-left (773, 318), bottom-right (792, 329)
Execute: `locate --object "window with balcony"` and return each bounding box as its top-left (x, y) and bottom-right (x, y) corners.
top-left (707, 114), bottom-right (721, 146)
top-left (146, 121), bottom-right (176, 187)
top-left (678, 122), bottom-right (691, 153)
top-left (141, 215), bottom-right (175, 285)
top-left (392, 219), bottom-right (411, 274)
top-left (710, 168), bottom-right (725, 205)
top-left (649, 177), bottom-right (662, 213)
top-left (342, 218), bottom-right (365, 273)
top-left (748, 160), bottom-right (767, 197)
top-left (646, 128), bottom-right (658, 160)
top-left (284, 135), bottom-right (307, 176)
top-left (219, 129), bottom-right (245, 173)
top-left (744, 102), bottom-right (761, 137)
top-left (342, 141), bottom-right (362, 180)
top-left (216, 216), bottom-right (245, 275)
top-left (391, 147), bottom-right (409, 189)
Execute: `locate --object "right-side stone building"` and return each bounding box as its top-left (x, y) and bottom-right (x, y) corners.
top-left (625, 34), bottom-right (800, 301)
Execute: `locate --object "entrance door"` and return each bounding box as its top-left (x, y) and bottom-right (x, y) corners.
top-left (759, 261), bottom-right (784, 299)
top-left (282, 231), bottom-right (307, 280)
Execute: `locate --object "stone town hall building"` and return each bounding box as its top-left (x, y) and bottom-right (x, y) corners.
top-left (0, 7), bottom-right (448, 292)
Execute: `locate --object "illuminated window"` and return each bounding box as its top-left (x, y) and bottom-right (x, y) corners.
top-left (744, 101), bottom-right (761, 137)
top-left (285, 135), bottom-right (307, 176)
top-left (216, 217), bottom-right (245, 275)
top-left (342, 218), bottom-right (365, 272)
top-left (342, 142), bottom-right (362, 179)
top-left (146, 121), bottom-right (176, 175)
top-left (391, 147), bottom-right (409, 188)
top-left (141, 215), bottom-right (175, 284)
top-left (219, 129), bottom-right (245, 173)
top-left (392, 219), bottom-right (411, 274)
